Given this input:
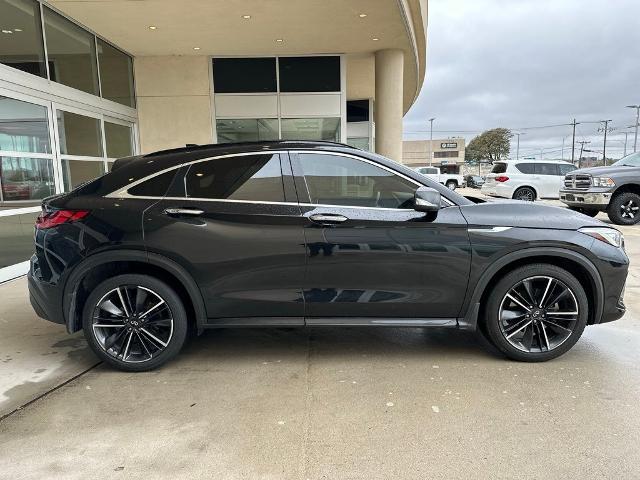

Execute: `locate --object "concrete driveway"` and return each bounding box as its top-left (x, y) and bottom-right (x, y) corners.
top-left (1, 204), bottom-right (639, 479)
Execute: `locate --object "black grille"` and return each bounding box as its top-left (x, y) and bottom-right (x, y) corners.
top-left (564, 174), bottom-right (591, 189)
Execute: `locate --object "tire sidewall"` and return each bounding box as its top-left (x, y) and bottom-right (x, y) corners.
top-left (482, 264), bottom-right (588, 362)
top-left (513, 187), bottom-right (535, 201)
top-left (608, 192), bottom-right (640, 225)
top-left (82, 274), bottom-right (188, 371)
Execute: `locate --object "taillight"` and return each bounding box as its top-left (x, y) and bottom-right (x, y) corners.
top-left (35, 210), bottom-right (90, 229)
top-left (495, 176), bottom-right (510, 182)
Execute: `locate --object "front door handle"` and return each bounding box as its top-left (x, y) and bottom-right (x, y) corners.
top-left (309, 213), bottom-right (348, 225)
top-left (164, 207), bottom-right (204, 217)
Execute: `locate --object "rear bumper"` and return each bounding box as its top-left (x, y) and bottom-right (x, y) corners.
top-left (27, 259), bottom-right (65, 326)
top-left (559, 190), bottom-right (612, 210)
top-left (481, 183), bottom-right (513, 198)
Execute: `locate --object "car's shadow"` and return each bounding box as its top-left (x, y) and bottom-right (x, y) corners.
top-left (175, 326), bottom-right (501, 365)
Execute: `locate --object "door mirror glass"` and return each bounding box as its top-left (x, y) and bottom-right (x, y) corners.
top-left (414, 187), bottom-right (441, 212)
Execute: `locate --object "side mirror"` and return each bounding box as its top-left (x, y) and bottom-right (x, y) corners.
top-left (414, 187), bottom-right (441, 212)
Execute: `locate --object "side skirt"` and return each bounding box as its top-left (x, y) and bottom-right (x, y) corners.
top-left (202, 317), bottom-right (459, 328)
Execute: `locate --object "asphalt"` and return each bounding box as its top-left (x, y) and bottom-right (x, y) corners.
top-left (1, 200), bottom-right (639, 479)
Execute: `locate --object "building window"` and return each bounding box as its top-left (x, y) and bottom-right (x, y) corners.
top-left (0, 0), bottom-right (47, 78)
top-left (1, 157), bottom-right (55, 201)
top-left (434, 151), bottom-right (459, 158)
top-left (61, 159), bottom-right (104, 191)
top-left (104, 121), bottom-right (134, 158)
top-left (347, 100), bottom-right (370, 123)
top-left (43, 7), bottom-right (99, 96)
top-left (216, 119), bottom-right (279, 143)
top-left (0, 96), bottom-right (50, 153)
top-left (212, 58), bottom-right (277, 93)
top-left (281, 118), bottom-right (340, 142)
top-left (346, 138), bottom-right (369, 151)
top-left (57, 110), bottom-right (103, 157)
top-left (278, 56), bottom-right (340, 92)
top-left (97, 39), bottom-right (135, 107)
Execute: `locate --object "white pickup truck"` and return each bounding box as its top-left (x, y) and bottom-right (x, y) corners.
top-left (413, 166), bottom-right (465, 190)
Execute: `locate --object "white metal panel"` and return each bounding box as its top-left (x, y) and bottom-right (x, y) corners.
top-left (280, 94), bottom-right (341, 117)
top-left (214, 94), bottom-right (278, 118)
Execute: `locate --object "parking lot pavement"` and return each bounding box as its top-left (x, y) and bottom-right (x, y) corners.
top-left (1, 222), bottom-right (639, 479)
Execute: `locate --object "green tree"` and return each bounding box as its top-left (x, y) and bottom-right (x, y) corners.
top-left (465, 128), bottom-right (512, 163)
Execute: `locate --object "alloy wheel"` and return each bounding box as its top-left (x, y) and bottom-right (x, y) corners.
top-left (498, 275), bottom-right (579, 353)
top-left (620, 200), bottom-right (639, 219)
top-left (515, 188), bottom-right (534, 201)
top-left (92, 285), bottom-right (174, 363)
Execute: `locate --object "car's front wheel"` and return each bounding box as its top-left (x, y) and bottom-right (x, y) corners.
top-left (607, 192), bottom-right (640, 225)
top-left (82, 274), bottom-right (188, 371)
top-left (481, 264), bottom-right (588, 362)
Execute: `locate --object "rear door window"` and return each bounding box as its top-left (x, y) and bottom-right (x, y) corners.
top-left (184, 153), bottom-right (285, 202)
top-left (515, 163), bottom-right (535, 174)
top-left (490, 163), bottom-right (507, 174)
top-left (535, 163), bottom-right (559, 176)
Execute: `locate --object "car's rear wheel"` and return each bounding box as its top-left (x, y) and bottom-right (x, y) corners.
top-left (446, 181), bottom-right (457, 190)
top-left (568, 207), bottom-right (599, 217)
top-left (481, 264), bottom-right (588, 362)
top-left (82, 274), bottom-right (188, 371)
top-left (512, 187), bottom-right (536, 201)
top-left (607, 192), bottom-right (640, 225)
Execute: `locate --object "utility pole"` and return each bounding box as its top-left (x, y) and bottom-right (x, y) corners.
top-left (623, 132), bottom-right (629, 157)
top-left (577, 141), bottom-right (590, 168)
top-left (428, 117), bottom-right (436, 167)
top-left (598, 119), bottom-right (613, 165)
top-left (514, 132), bottom-right (525, 160)
top-left (627, 105), bottom-right (640, 153)
top-left (571, 118), bottom-right (579, 164)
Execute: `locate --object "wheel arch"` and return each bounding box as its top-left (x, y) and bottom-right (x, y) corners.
top-left (458, 248), bottom-right (604, 330)
top-left (611, 183), bottom-right (640, 197)
top-left (62, 250), bottom-right (207, 333)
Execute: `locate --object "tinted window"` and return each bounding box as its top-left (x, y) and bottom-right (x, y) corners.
top-left (347, 100), bottom-right (369, 122)
top-left (212, 58), bottom-right (277, 93)
top-left (97, 39), bottom-right (135, 107)
top-left (515, 163), bottom-right (535, 174)
top-left (279, 56), bottom-right (340, 92)
top-left (490, 162), bottom-right (507, 174)
top-left (185, 154), bottom-right (284, 202)
top-left (43, 7), bottom-right (99, 95)
top-left (535, 163), bottom-right (559, 175)
top-left (559, 164), bottom-right (577, 175)
top-left (57, 110), bottom-right (103, 157)
top-left (105, 122), bottom-right (133, 158)
top-left (0, 0), bottom-right (47, 78)
top-left (129, 170), bottom-right (176, 197)
top-left (299, 153), bottom-right (417, 209)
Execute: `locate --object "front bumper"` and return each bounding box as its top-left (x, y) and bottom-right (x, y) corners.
top-left (559, 189), bottom-right (612, 210)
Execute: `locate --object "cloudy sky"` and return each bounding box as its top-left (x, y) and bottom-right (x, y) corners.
top-left (403, 0), bottom-right (640, 160)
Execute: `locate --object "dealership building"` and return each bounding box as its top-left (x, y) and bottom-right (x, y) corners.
top-left (0, 0), bottom-right (428, 280)
top-left (402, 138), bottom-right (466, 174)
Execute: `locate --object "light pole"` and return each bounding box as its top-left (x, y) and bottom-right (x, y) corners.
top-left (514, 132), bottom-right (526, 159)
top-left (428, 117), bottom-right (436, 166)
top-left (627, 105), bottom-right (640, 153)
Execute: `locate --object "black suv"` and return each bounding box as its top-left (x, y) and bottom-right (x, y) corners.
top-left (28, 141), bottom-right (628, 371)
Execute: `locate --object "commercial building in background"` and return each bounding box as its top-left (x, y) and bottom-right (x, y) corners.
top-left (402, 138), bottom-right (466, 174)
top-left (0, 0), bottom-right (428, 280)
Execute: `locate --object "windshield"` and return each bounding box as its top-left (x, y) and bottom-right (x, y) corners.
top-left (611, 152), bottom-right (640, 167)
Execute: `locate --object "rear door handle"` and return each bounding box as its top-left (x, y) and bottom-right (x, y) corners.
top-left (164, 207), bottom-right (204, 217)
top-left (309, 213), bottom-right (348, 225)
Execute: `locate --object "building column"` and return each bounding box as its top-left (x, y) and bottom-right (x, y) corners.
top-left (374, 49), bottom-right (404, 161)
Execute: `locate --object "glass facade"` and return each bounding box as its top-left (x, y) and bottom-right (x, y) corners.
top-left (105, 121), bottom-right (134, 158)
top-left (278, 56), bottom-right (340, 92)
top-left (57, 110), bottom-right (103, 157)
top-left (216, 119), bottom-right (279, 143)
top-left (281, 118), bottom-right (340, 142)
top-left (213, 58), bottom-right (277, 93)
top-left (0, 0), bottom-right (135, 107)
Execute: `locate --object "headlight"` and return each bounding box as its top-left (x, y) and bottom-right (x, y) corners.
top-left (579, 227), bottom-right (623, 248)
top-left (592, 177), bottom-right (615, 187)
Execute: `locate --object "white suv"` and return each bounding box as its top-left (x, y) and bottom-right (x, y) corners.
top-left (481, 160), bottom-right (577, 201)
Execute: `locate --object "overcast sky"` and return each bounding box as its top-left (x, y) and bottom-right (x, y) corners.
top-left (403, 0), bottom-right (640, 160)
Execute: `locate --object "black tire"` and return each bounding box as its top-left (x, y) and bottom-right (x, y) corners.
top-left (480, 264), bottom-right (588, 362)
top-left (82, 274), bottom-right (188, 371)
top-left (512, 186), bottom-right (536, 201)
top-left (607, 192), bottom-right (640, 225)
top-left (568, 207), bottom-right (599, 217)
top-left (445, 181), bottom-right (457, 190)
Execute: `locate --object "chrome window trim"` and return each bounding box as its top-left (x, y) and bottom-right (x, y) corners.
top-left (105, 148), bottom-right (455, 208)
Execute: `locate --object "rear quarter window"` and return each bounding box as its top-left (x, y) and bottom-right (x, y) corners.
top-left (515, 163), bottom-right (535, 174)
top-left (128, 170), bottom-right (177, 197)
top-left (490, 163), bottom-right (507, 174)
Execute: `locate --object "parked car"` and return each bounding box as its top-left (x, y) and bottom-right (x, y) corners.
top-left (414, 166), bottom-right (465, 190)
top-left (482, 160), bottom-right (576, 201)
top-left (28, 141), bottom-right (628, 371)
top-left (465, 175), bottom-right (485, 188)
top-left (559, 152), bottom-right (640, 225)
